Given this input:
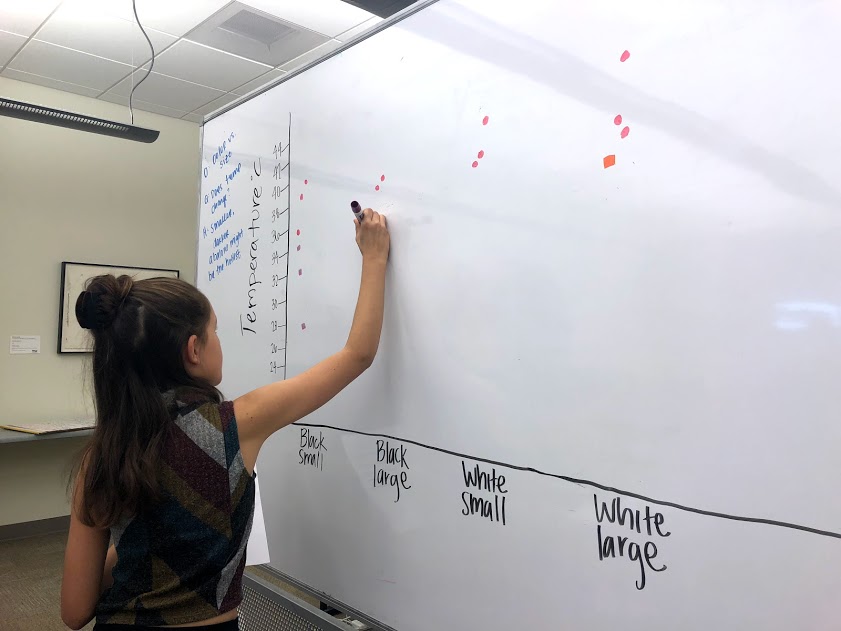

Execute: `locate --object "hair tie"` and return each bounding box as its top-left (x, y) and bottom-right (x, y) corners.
top-left (78, 291), bottom-right (121, 330)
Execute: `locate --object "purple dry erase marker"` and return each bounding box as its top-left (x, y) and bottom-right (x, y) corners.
top-left (351, 201), bottom-right (364, 222)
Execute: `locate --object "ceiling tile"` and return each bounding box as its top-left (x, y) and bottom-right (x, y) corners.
top-left (105, 70), bottom-right (225, 112)
top-left (231, 68), bottom-right (285, 96)
top-left (191, 93), bottom-right (243, 118)
top-left (66, 0), bottom-right (232, 39)
top-left (1, 68), bottom-right (102, 98)
top-left (0, 29), bottom-right (27, 67)
top-left (8, 40), bottom-right (133, 91)
top-left (182, 112), bottom-right (204, 123)
top-left (185, 3), bottom-right (329, 68)
top-left (152, 40), bottom-right (271, 92)
top-left (98, 91), bottom-right (187, 118)
top-left (239, 0), bottom-right (374, 38)
top-left (278, 39), bottom-right (342, 73)
top-left (35, 4), bottom-right (177, 66)
top-left (0, 1), bottom-right (60, 37)
top-left (335, 16), bottom-right (382, 42)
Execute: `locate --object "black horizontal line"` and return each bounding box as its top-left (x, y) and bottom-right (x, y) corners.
top-left (292, 422), bottom-right (841, 541)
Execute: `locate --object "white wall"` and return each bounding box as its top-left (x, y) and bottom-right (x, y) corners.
top-left (0, 78), bottom-right (201, 526)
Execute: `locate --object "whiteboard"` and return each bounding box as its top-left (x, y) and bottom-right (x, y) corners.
top-left (197, 1), bottom-right (841, 628)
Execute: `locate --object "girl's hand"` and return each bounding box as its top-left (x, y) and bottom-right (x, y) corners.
top-left (355, 208), bottom-right (390, 262)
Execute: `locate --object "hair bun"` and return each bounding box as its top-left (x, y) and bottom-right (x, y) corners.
top-left (75, 274), bottom-right (134, 330)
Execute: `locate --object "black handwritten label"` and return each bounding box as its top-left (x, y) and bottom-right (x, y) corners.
top-left (460, 461), bottom-right (507, 525)
top-left (239, 159), bottom-right (262, 335)
top-left (593, 494), bottom-right (670, 590)
top-left (373, 439), bottom-right (411, 503)
top-left (298, 428), bottom-right (326, 471)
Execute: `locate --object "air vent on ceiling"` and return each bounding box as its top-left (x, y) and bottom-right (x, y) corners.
top-left (187, 2), bottom-right (329, 67)
top-left (218, 10), bottom-right (296, 47)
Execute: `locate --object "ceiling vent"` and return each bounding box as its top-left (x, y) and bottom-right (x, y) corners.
top-left (186, 2), bottom-right (328, 67)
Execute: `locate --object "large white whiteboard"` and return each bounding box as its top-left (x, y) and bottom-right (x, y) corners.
top-left (197, 1), bottom-right (841, 629)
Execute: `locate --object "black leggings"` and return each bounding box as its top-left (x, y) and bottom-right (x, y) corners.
top-left (94, 620), bottom-right (239, 631)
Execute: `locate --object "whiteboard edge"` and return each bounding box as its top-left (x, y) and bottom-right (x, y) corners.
top-left (194, 122), bottom-right (205, 287)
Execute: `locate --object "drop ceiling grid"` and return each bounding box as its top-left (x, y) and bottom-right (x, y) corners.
top-left (0, 1), bottom-right (380, 121)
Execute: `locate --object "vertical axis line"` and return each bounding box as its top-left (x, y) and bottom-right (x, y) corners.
top-left (283, 113), bottom-right (291, 380)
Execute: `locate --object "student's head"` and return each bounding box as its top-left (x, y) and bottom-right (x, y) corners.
top-left (73, 274), bottom-right (222, 526)
top-left (76, 274), bottom-right (223, 388)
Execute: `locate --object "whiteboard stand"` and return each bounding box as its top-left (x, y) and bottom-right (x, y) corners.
top-left (256, 566), bottom-right (395, 631)
top-left (241, 572), bottom-right (352, 631)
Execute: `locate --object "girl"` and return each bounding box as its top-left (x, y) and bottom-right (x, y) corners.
top-left (61, 209), bottom-right (390, 630)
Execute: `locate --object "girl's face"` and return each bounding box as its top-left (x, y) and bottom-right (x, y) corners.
top-left (185, 309), bottom-right (224, 386)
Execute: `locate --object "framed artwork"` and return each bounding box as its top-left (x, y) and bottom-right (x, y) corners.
top-left (58, 262), bottom-right (180, 353)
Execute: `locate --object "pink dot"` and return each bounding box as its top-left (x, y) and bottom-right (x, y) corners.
top-left (296, 245), bottom-right (301, 251)
top-left (614, 115), bottom-right (622, 125)
top-left (621, 126), bottom-right (629, 139)
top-left (380, 174), bottom-right (385, 182)
top-left (375, 185), bottom-right (380, 191)
top-left (482, 116), bottom-right (489, 125)
top-left (304, 179), bottom-right (308, 185)
top-left (472, 161), bottom-right (479, 168)
top-left (301, 323), bottom-right (306, 330)
top-left (296, 229), bottom-right (300, 236)
top-left (477, 150), bottom-right (484, 159)
top-left (299, 194), bottom-right (304, 200)
top-left (298, 269), bottom-right (302, 276)
top-left (620, 50), bottom-right (630, 62)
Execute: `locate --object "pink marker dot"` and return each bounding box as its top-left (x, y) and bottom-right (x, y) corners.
top-left (477, 150), bottom-right (484, 159)
top-left (380, 174), bottom-right (385, 182)
top-left (296, 229), bottom-right (300, 236)
top-left (472, 161), bottom-right (479, 168)
top-left (304, 179), bottom-right (308, 185)
top-left (375, 185), bottom-right (380, 191)
top-left (621, 126), bottom-right (629, 139)
top-left (620, 50), bottom-right (630, 62)
top-left (614, 115), bottom-right (622, 125)
top-left (296, 245), bottom-right (301, 251)
top-left (299, 194), bottom-right (304, 200)
top-left (301, 323), bottom-right (306, 330)
top-left (482, 116), bottom-right (489, 125)
top-left (298, 269), bottom-right (302, 276)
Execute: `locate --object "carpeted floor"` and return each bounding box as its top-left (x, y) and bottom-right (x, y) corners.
top-left (0, 531), bottom-right (320, 630)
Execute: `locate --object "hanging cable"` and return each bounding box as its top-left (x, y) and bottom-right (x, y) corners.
top-left (130, 0), bottom-right (156, 125)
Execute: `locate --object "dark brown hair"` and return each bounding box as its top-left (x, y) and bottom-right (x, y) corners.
top-left (72, 274), bottom-right (220, 528)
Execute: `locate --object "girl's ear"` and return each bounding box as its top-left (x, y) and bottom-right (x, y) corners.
top-left (184, 334), bottom-right (201, 367)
